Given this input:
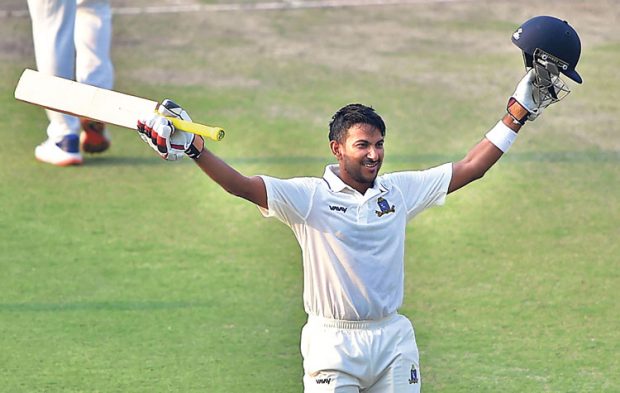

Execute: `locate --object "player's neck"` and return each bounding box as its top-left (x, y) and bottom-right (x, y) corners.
top-left (337, 169), bottom-right (374, 195)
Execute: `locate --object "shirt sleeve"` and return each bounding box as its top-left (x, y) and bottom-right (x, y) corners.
top-left (257, 175), bottom-right (316, 226)
top-left (386, 163), bottom-right (453, 220)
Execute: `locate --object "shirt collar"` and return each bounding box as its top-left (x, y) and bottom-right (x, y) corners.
top-left (323, 164), bottom-right (387, 197)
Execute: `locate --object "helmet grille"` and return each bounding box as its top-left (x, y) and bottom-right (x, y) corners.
top-left (531, 49), bottom-right (570, 103)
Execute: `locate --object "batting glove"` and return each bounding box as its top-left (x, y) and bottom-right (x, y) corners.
top-left (137, 99), bottom-right (204, 160)
top-left (508, 69), bottom-right (555, 123)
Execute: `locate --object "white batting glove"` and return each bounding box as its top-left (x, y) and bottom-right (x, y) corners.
top-left (137, 99), bottom-right (202, 161)
top-left (509, 69), bottom-right (554, 122)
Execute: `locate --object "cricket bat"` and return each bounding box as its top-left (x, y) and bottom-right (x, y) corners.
top-left (14, 68), bottom-right (225, 141)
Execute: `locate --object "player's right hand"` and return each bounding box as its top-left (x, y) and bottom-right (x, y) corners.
top-left (136, 99), bottom-right (204, 161)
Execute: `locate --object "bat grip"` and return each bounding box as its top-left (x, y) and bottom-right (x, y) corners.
top-left (166, 116), bottom-right (225, 142)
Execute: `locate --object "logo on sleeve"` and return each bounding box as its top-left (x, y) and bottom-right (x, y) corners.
top-left (375, 197), bottom-right (395, 217)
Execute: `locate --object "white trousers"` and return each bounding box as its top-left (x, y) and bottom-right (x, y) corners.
top-left (27, 0), bottom-right (114, 139)
top-left (301, 313), bottom-right (421, 393)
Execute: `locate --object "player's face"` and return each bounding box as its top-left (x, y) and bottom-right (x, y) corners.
top-left (331, 123), bottom-right (384, 194)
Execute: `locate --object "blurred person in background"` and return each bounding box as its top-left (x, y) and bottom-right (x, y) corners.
top-left (27, 0), bottom-right (114, 166)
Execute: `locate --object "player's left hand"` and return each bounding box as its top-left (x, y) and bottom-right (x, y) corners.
top-left (137, 99), bottom-right (203, 161)
top-left (509, 69), bottom-right (554, 123)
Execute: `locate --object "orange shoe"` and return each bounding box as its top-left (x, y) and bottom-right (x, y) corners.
top-left (80, 118), bottom-right (111, 153)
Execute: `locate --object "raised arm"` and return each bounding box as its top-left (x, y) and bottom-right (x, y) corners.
top-left (136, 100), bottom-right (268, 209)
top-left (448, 114), bottom-right (520, 194)
top-left (448, 69), bottom-right (553, 194)
top-left (189, 137), bottom-right (267, 208)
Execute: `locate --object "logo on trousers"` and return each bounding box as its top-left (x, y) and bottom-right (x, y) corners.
top-left (315, 377), bottom-right (332, 385)
top-left (408, 365), bottom-right (419, 384)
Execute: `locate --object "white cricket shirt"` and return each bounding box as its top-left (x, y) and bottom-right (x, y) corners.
top-left (259, 163), bottom-right (452, 321)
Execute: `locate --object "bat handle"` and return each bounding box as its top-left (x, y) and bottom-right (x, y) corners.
top-left (166, 116), bottom-right (225, 142)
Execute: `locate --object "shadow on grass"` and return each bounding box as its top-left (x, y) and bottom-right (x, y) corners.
top-left (0, 300), bottom-right (210, 313)
top-left (81, 155), bottom-right (171, 167)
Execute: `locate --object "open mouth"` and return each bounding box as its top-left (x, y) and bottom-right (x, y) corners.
top-left (363, 160), bottom-right (380, 169)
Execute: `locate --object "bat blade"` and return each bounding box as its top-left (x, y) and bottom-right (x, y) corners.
top-left (14, 69), bottom-right (224, 141)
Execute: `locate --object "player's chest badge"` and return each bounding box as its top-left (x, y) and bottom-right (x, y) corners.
top-left (375, 197), bottom-right (395, 217)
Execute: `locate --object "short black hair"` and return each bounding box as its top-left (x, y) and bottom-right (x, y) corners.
top-left (328, 103), bottom-right (386, 142)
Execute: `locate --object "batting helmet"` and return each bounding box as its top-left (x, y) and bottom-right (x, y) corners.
top-left (511, 16), bottom-right (582, 84)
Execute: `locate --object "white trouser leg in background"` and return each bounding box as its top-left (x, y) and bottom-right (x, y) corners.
top-left (27, 0), bottom-right (80, 140)
top-left (75, 0), bottom-right (114, 89)
top-left (27, 0), bottom-right (113, 141)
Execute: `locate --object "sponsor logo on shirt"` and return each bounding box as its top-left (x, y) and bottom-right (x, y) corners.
top-left (375, 197), bottom-right (395, 217)
top-left (315, 377), bottom-right (332, 385)
top-left (329, 205), bottom-right (348, 213)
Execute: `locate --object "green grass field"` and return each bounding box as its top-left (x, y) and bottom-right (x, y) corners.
top-left (0, 0), bottom-right (618, 391)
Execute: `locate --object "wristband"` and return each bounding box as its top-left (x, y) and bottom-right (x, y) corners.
top-left (485, 121), bottom-right (518, 153)
top-left (185, 137), bottom-right (204, 160)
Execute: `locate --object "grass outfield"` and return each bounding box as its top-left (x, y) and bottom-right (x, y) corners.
top-left (0, 0), bottom-right (618, 391)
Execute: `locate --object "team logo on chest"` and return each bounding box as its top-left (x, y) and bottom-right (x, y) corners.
top-left (375, 197), bottom-right (395, 217)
